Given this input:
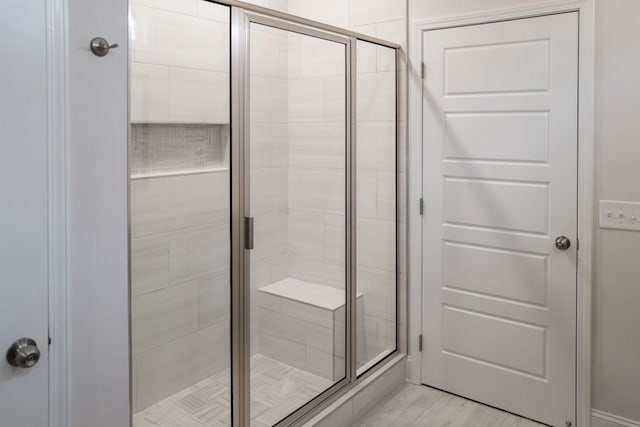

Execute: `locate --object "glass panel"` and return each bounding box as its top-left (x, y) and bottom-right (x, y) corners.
top-left (248, 22), bottom-right (347, 425)
top-left (129, 2), bottom-right (232, 426)
top-left (356, 40), bottom-right (397, 375)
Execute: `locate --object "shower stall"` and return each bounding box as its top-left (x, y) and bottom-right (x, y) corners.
top-left (129, 1), bottom-right (399, 425)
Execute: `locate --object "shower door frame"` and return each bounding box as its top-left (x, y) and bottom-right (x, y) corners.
top-left (224, 2), bottom-right (401, 426)
top-left (231, 9), bottom-right (355, 426)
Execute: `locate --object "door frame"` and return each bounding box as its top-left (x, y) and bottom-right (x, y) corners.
top-left (407, 1), bottom-right (595, 426)
top-left (47, 0), bottom-right (69, 425)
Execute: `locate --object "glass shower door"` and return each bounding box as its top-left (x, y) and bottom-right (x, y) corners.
top-left (246, 17), bottom-right (350, 426)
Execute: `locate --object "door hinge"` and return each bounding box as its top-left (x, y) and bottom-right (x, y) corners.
top-left (245, 217), bottom-right (254, 250)
top-left (420, 62), bottom-right (425, 79)
top-left (419, 198), bottom-right (424, 215)
top-left (576, 237), bottom-right (580, 251)
top-left (418, 334), bottom-right (423, 352)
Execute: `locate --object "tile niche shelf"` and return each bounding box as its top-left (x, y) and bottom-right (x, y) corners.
top-left (130, 122), bottom-right (229, 180)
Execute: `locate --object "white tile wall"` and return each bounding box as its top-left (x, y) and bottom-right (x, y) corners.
top-left (357, 72), bottom-right (396, 122)
top-left (197, 269), bottom-right (230, 328)
top-left (289, 78), bottom-right (325, 122)
top-left (289, 168), bottom-right (345, 213)
top-left (131, 234), bottom-right (170, 297)
top-left (289, 211), bottom-right (326, 258)
top-left (288, 253), bottom-right (346, 289)
top-left (289, 122), bottom-right (345, 169)
top-left (299, 39), bottom-right (346, 78)
top-left (134, 322), bottom-right (229, 410)
top-left (250, 123), bottom-right (289, 169)
top-left (133, 5), bottom-right (229, 71)
top-left (248, 23), bottom-right (292, 361)
top-left (355, 38), bottom-right (402, 364)
top-left (132, 280), bottom-right (199, 355)
top-left (131, 172), bottom-right (231, 412)
top-left (348, 0), bottom-right (405, 27)
top-left (250, 24), bottom-right (289, 79)
top-left (287, 0), bottom-right (349, 28)
top-left (250, 76), bottom-right (289, 123)
top-left (131, 1), bottom-right (230, 124)
top-left (132, 0), bottom-right (198, 17)
top-left (131, 171), bottom-right (228, 233)
top-left (169, 224), bottom-right (230, 282)
top-left (131, 63), bottom-right (169, 123)
top-left (256, 279), bottom-right (362, 381)
top-left (168, 68), bottom-right (229, 123)
top-left (285, 29), bottom-right (399, 368)
top-left (246, 5), bottom-right (404, 371)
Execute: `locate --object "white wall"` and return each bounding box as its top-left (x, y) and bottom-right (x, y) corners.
top-left (67, 0), bottom-right (130, 424)
top-left (409, 0), bottom-right (640, 423)
top-left (592, 0), bottom-right (640, 423)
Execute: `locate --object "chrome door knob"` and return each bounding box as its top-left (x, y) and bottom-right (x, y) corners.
top-left (555, 235), bottom-right (571, 251)
top-left (6, 338), bottom-right (40, 368)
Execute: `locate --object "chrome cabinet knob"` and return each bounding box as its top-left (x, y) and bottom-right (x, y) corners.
top-left (90, 37), bottom-right (119, 57)
top-left (6, 338), bottom-right (41, 368)
top-left (555, 235), bottom-right (571, 251)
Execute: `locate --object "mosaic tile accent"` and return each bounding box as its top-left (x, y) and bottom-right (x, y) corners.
top-left (131, 124), bottom-right (229, 177)
top-left (133, 355), bottom-right (332, 427)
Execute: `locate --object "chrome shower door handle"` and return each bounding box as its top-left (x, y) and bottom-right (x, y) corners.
top-left (245, 217), bottom-right (254, 250)
top-left (90, 37), bottom-right (119, 57)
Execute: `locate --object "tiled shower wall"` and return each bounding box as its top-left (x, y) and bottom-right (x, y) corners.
top-left (131, 0), bottom-right (230, 124)
top-left (355, 42), bottom-right (398, 364)
top-left (130, 171), bottom-right (230, 411)
top-left (249, 23), bottom-right (291, 355)
top-left (282, 3), bottom-right (405, 365)
top-left (299, 0), bottom-right (408, 360)
top-left (286, 35), bottom-right (347, 290)
top-left (130, 0), bottom-right (232, 412)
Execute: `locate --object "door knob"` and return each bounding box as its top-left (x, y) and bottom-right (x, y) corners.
top-left (6, 338), bottom-right (40, 368)
top-left (555, 235), bottom-right (571, 251)
top-left (90, 37), bottom-right (119, 57)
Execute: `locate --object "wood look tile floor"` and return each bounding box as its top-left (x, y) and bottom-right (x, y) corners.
top-left (133, 354), bottom-right (331, 427)
top-left (354, 384), bottom-right (546, 427)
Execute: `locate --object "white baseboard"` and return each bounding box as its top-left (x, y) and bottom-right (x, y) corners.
top-left (592, 409), bottom-right (640, 427)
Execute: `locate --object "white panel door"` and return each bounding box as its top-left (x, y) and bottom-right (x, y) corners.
top-left (0, 2), bottom-right (50, 426)
top-left (421, 13), bottom-right (578, 427)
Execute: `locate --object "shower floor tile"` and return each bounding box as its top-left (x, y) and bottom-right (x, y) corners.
top-left (133, 354), bottom-right (333, 427)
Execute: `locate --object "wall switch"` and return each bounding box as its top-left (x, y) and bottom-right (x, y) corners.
top-left (599, 200), bottom-right (640, 231)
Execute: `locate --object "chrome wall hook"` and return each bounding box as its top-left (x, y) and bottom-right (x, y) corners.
top-left (90, 37), bottom-right (119, 57)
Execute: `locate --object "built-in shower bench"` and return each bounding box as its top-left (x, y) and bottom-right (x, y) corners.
top-left (256, 278), bottom-right (362, 381)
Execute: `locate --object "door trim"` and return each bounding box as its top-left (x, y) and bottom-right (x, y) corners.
top-left (46, 0), bottom-right (69, 425)
top-left (407, 1), bottom-right (595, 426)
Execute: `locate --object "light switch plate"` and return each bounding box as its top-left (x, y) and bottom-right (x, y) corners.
top-left (599, 200), bottom-right (640, 231)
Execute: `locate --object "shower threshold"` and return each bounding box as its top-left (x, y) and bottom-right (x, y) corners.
top-left (133, 354), bottom-right (332, 427)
